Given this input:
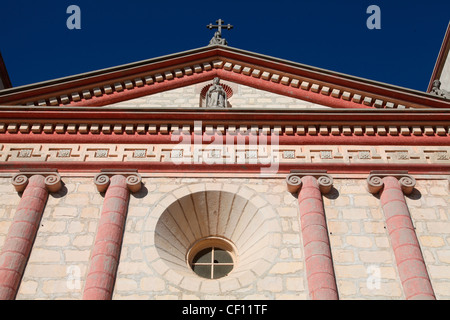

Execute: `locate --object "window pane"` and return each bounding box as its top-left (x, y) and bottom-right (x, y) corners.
top-left (213, 248), bottom-right (233, 263)
top-left (192, 265), bottom-right (212, 279)
top-left (213, 264), bottom-right (233, 279)
top-left (192, 248), bottom-right (212, 264)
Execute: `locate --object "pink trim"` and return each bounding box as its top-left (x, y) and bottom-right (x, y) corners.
top-left (1, 162), bottom-right (450, 175)
top-left (1, 131), bottom-right (450, 146)
top-left (2, 107), bottom-right (450, 122)
top-left (68, 71), bottom-right (214, 107)
top-left (216, 69), bottom-right (371, 110)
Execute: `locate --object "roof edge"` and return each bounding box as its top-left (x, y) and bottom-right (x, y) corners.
top-left (427, 21), bottom-right (450, 92)
top-left (0, 44), bottom-right (441, 99)
top-left (0, 51), bottom-right (12, 90)
top-left (0, 45), bottom-right (220, 95)
top-left (1, 45), bottom-right (450, 109)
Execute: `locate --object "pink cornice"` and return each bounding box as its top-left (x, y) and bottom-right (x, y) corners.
top-left (1, 106), bottom-right (450, 121)
top-left (0, 132), bottom-right (450, 146)
top-left (0, 107), bottom-right (449, 145)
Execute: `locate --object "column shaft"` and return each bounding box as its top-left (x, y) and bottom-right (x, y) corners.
top-left (83, 175), bottom-right (130, 300)
top-left (0, 175), bottom-right (48, 300)
top-left (298, 176), bottom-right (338, 300)
top-left (380, 176), bottom-right (435, 300)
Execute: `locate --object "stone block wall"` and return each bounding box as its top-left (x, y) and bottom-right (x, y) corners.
top-left (325, 179), bottom-right (403, 299)
top-left (107, 81), bottom-right (331, 109)
top-left (0, 176), bottom-right (449, 300)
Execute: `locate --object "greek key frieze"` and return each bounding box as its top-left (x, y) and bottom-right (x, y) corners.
top-left (0, 144), bottom-right (448, 166)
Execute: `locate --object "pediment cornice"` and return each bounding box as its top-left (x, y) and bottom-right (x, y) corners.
top-left (1, 46), bottom-right (450, 110)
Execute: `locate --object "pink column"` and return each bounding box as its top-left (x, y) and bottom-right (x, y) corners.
top-left (0, 172), bottom-right (61, 300)
top-left (287, 172), bottom-right (338, 300)
top-left (368, 173), bottom-right (435, 300)
top-left (83, 172), bottom-right (141, 300)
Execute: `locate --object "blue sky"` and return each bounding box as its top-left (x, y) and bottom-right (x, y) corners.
top-left (1, 0), bottom-right (449, 91)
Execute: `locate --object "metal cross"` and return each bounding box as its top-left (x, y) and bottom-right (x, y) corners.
top-left (206, 19), bottom-right (233, 37)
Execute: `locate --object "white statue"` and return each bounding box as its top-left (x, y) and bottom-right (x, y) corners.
top-left (205, 77), bottom-right (227, 108)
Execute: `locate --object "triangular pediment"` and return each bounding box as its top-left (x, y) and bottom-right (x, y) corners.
top-left (106, 80), bottom-right (332, 109)
top-left (1, 45), bottom-right (449, 110)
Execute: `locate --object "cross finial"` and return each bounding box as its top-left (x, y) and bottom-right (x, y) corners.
top-left (207, 19), bottom-right (233, 46)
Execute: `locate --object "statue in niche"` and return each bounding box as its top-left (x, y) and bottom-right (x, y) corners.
top-left (205, 77), bottom-right (227, 108)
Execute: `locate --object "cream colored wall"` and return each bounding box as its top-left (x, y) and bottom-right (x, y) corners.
top-left (0, 176), bottom-right (449, 300)
top-left (106, 80), bottom-right (331, 109)
top-left (439, 52), bottom-right (450, 92)
top-left (324, 179), bottom-right (403, 299)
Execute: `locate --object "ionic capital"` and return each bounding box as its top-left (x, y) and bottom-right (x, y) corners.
top-left (286, 170), bottom-right (333, 194)
top-left (367, 171), bottom-right (416, 195)
top-left (94, 170), bottom-right (142, 193)
top-left (12, 170), bottom-right (62, 193)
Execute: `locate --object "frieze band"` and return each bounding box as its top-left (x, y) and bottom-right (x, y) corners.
top-left (1, 144), bottom-right (449, 167)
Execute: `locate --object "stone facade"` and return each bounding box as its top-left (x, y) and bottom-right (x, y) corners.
top-left (1, 42), bottom-right (449, 301)
top-left (1, 175), bottom-right (448, 300)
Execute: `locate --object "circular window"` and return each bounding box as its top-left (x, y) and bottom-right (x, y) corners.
top-left (187, 237), bottom-right (236, 279)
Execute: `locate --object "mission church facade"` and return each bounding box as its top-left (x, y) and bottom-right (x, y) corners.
top-left (0, 21), bottom-right (449, 300)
